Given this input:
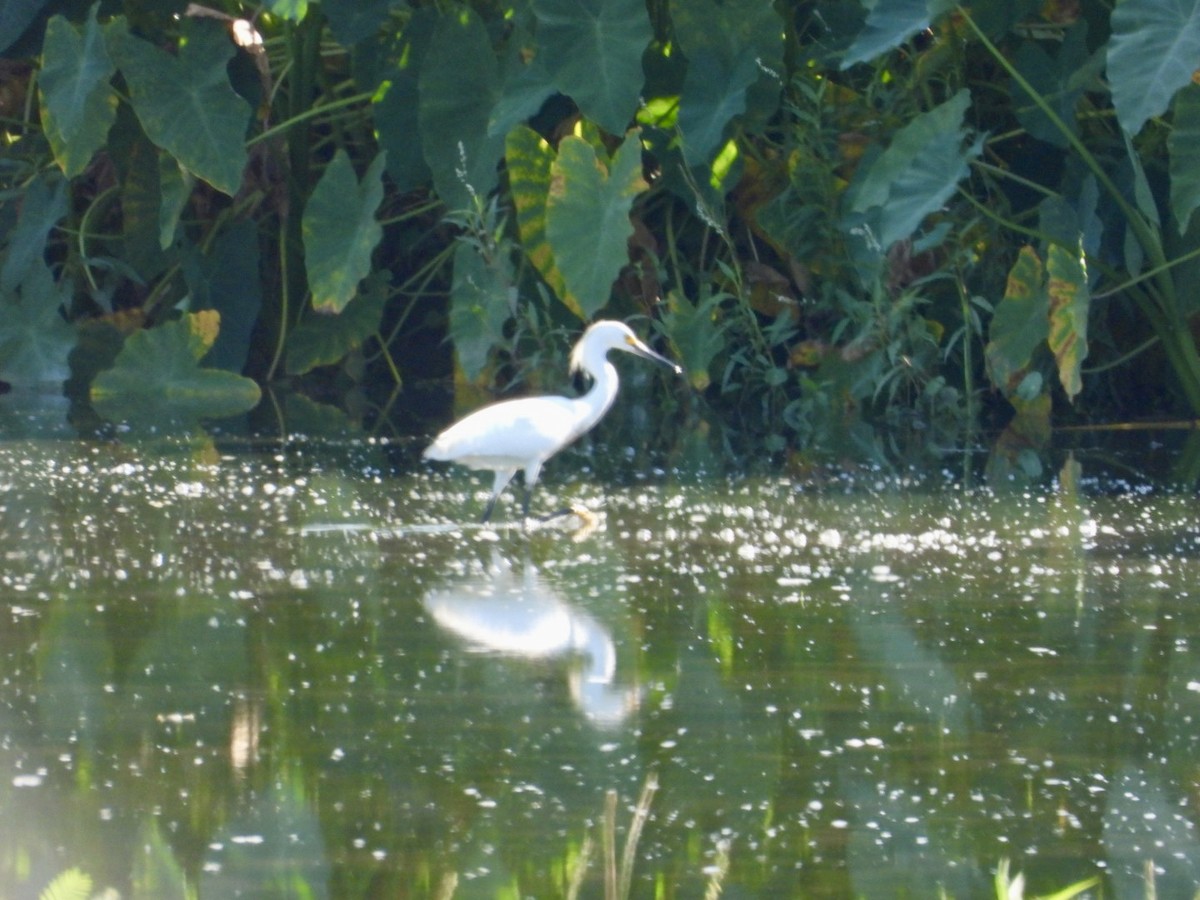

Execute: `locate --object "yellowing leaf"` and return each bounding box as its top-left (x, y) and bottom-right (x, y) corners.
top-left (1046, 240), bottom-right (1089, 402)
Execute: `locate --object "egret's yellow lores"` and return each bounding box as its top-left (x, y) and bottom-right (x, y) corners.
top-left (424, 320), bottom-right (682, 521)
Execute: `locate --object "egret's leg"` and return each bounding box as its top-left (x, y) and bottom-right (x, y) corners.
top-left (482, 469), bottom-right (517, 523)
top-left (521, 461), bottom-right (544, 522)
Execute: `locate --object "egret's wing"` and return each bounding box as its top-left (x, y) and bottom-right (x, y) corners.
top-left (424, 396), bottom-right (582, 463)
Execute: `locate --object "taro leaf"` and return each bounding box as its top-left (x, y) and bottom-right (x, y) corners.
top-left (531, 0), bottom-right (651, 135)
top-left (121, 134), bottom-right (168, 280)
top-left (418, 8), bottom-right (505, 209)
top-left (505, 125), bottom-right (575, 315)
top-left (106, 17), bottom-right (252, 195)
top-left (185, 220), bottom-right (261, 372)
top-left (159, 155), bottom-right (194, 249)
top-left (841, 0), bottom-right (956, 69)
top-left (489, 54), bottom-right (558, 138)
top-left (0, 0), bottom-right (52, 54)
top-left (662, 288), bottom-right (724, 391)
top-left (1170, 84), bottom-right (1200, 233)
top-left (845, 89), bottom-right (980, 251)
top-left (0, 171), bottom-right (67, 294)
top-left (324, 0), bottom-right (396, 45)
top-left (1106, 0), bottom-right (1200, 136)
top-left (1011, 24), bottom-right (1091, 149)
top-left (671, 0), bottom-right (784, 164)
top-left (368, 8), bottom-right (435, 193)
top-left (267, 0), bottom-right (308, 22)
top-left (545, 131), bottom-right (647, 319)
top-left (91, 311), bottom-right (262, 423)
top-left (38, 5), bottom-right (117, 178)
top-left (286, 270), bottom-right (389, 376)
top-left (448, 240), bottom-right (514, 381)
top-left (677, 50), bottom-right (760, 166)
top-left (1046, 240), bottom-right (1089, 402)
top-left (0, 259), bottom-right (76, 385)
top-left (984, 246), bottom-right (1048, 398)
top-left (302, 150), bottom-right (386, 313)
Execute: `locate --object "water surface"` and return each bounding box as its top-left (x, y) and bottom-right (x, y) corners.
top-left (0, 434), bottom-right (1196, 898)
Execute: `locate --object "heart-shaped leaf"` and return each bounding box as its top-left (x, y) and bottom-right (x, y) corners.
top-left (286, 271), bottom-right (389, 375)
top-left (106, 17), bottom-right (252, 195)
top-left (546, 131), bottom-right (647, 318)
top-left (91, 311), bottom-right (261, 423)
top-left (38, 5), bottom-right (117, 177)
top-left (302, 150), bottom-right (386, 313)
top-left (531, 0), bottom-right (652, 135)
top-left (1107, 0), bottom-right (1200, 135)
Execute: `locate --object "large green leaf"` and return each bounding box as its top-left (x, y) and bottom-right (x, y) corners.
top-left (1169, 84), bottom-right (1200, 233)
top-left (985, 246), bottom-right (1048, 397)
top-left (106, 18), bottom-right (252, 195)
top-left (324, 0), bottom-right (395, 45)
top-left (0, 171), bottom-right (67, 294)
top-left (185, 220), bottom-right (262, 372)
top-left (1011, 24), bottom-right (1094, 149)
top-left (1046, 240), bottom-right (1089, 402)
top-left (0, 0), bottom-right (52, 54)
top-left (671, 0), bottom-right (783, 164)
top-left (841, 0), bottom-right (955, 69)
top-left (845, 89), bottom-right (980, 250)
top-left (676, 51), bottom-right (758, 166)
top-left (531, 0), bottom-right (651, 135)
top-left (286, 270), bottom-right (389, 375)
top-left (448, 241), bottom-right (514, 381)
top-left (505, 125), bottom-right (574, 315)
top-left (38, 5), bottom-right (117, 178)
top-left (1106, 0), bottom-right (1200, 135)
top-left (418, 8), bottom-right (505, 209)
top-left (364, 8), bottom-right (435, 193)
top-left (0, 259), bottom-right (76, 385)
top-left (545, 131), bottom-right (647, 319)
top-left (91, 311), bottom-right (262, 423)
top-left (302, 150), bottom-right (386, 313)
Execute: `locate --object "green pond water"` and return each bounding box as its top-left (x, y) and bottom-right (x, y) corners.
top-left (0, 428), bottom-right (1197, 898)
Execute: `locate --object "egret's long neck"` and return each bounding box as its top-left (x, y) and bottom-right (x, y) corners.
top-left (573, 360), bottom-right (620, 437)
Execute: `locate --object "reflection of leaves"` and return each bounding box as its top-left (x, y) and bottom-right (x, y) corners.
top-left (133, 820), bottom-right (188, 900)
top-left (90, 311), bottom-right (261, 424)
top-left (302, 151), bottom-right (386, 314)
top-left (38, 867), bottom-right (93, 900)
top-left (200, 776), bottom-right (329, 899)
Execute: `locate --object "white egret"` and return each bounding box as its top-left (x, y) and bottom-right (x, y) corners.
top-left (424, 320), bottom-right (681, 521)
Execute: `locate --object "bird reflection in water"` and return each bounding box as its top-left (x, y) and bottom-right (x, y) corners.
top-left (422, 553), bottom-right (637, 727)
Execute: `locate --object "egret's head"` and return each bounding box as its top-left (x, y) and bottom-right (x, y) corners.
top-left (570, 320), bottom-right (682, 376)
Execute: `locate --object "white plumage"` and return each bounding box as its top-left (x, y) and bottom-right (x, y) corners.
top-left (424, 320), bottom-right (680, 521)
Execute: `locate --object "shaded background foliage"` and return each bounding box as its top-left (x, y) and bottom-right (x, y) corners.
top-left (2, 0), bottom-right (1200, 465)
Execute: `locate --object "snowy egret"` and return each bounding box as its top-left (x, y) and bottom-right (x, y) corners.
top-left (423, 320), bottom-right (681, 521)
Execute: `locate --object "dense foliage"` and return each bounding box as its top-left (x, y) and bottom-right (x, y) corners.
top-left (3, 0), bottom-right (1200, 460)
